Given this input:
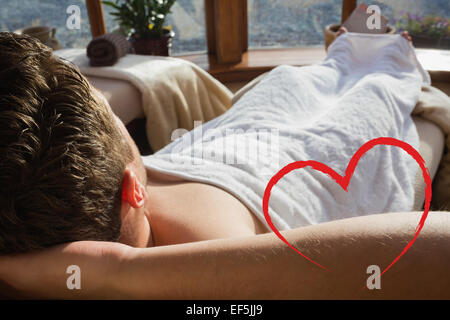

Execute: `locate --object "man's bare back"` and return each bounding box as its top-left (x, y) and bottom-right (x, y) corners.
top-left (145, 168), bottom-right (269, 247)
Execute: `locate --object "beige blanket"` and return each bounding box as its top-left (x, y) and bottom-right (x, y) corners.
top-left (55, 49), bottom-right (233, 152)
top-left (413, 86), bottom-right (450, 210)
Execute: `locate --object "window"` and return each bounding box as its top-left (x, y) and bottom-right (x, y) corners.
top-left (0, 0), bottom-right (122, 48)
top-left (2, 0), bottom-right (447, 61)
top-left (0, 0), bottom-right (207, 54)
top-left (0, 0), bottom-right (93, 48)
top-left (248, 0), bottom-right (343, 48)
top-left (246, 0), bottom-right (449, 50)
top-left (165, 0), bottom-right (207, 55)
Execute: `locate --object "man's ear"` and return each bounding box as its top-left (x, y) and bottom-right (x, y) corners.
top-left (122, 168), bottom-right (145, 208)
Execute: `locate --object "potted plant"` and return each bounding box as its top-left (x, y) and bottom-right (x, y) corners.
top-left (393, 13), bottom-right (450, 49)
top-left (103, 0), bottom-right (176, 56)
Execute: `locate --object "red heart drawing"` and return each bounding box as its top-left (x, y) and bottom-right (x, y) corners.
top-left (263, 137), bottom-right (432, 277)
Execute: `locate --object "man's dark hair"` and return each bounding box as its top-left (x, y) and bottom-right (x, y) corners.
top-left (0, 32), bottom-right (131, 254)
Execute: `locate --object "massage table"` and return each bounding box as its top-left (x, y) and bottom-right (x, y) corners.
top-left (85, 73), bottom-right (446, 212)
top-left (1, 44), bottom-right (449, 300)
top-left (88, 76), bottom-right (144, 126)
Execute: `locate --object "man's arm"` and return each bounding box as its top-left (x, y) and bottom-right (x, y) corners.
top-left (116, 211), bottom-right (450, 299)
top-left (1, 212), bottom-right (449, 299)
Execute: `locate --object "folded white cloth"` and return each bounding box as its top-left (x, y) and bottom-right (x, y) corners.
top-left (55, 49), bottom-right (233, 152)
top-left (144, 33), bottom-right (430, 230)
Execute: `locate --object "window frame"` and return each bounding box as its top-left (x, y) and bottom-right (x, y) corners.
top-left (87, 0), bottom-right (355, 58)
top-left (86, 0), bottom-right (449, 84)
top-left (86, 0), bottom-right (106, 38)
top-left (86, 0), bottom-right (355, 81)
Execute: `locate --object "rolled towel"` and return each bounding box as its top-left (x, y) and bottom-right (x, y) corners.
top-left (87, 33), bottom-right (133, 67)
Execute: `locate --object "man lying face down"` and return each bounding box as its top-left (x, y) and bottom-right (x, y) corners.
top-left (0, 31), bottom-right (449, 300)
top-left (0, 29), bottom-right (417, 254)
top-left (0, 31), bottom-right (270, 253)
top-left (0, 32), bottom-right (144, 252)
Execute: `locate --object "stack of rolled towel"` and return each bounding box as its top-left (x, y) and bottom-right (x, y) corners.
top-left (87, 33), bottom-right (133, 67)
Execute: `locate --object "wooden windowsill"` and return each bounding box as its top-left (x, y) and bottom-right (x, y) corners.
top-left (179, 47), bottom-right (326, 83)
top-left (178, 47), bottom-right (450, 84)
top-left (415, 49), bottom-right (450, 83)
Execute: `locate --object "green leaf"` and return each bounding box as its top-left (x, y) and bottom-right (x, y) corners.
top-left (102, 1), bottom-right (120, 10)
top-left (103, 0), bottom-right (175, 38)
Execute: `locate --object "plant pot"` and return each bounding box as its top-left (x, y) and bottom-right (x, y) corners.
top-left (14, 25), bottom-right (62, 50)
top-left (410, 34), bottom-right (450, 49)
top-left (324, 24), bottom-right (397, 51)
top-left (130, 30), bottom-right (175, 56)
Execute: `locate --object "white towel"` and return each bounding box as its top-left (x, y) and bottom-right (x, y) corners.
top-left (143, 33), bottom-right (430, 231)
